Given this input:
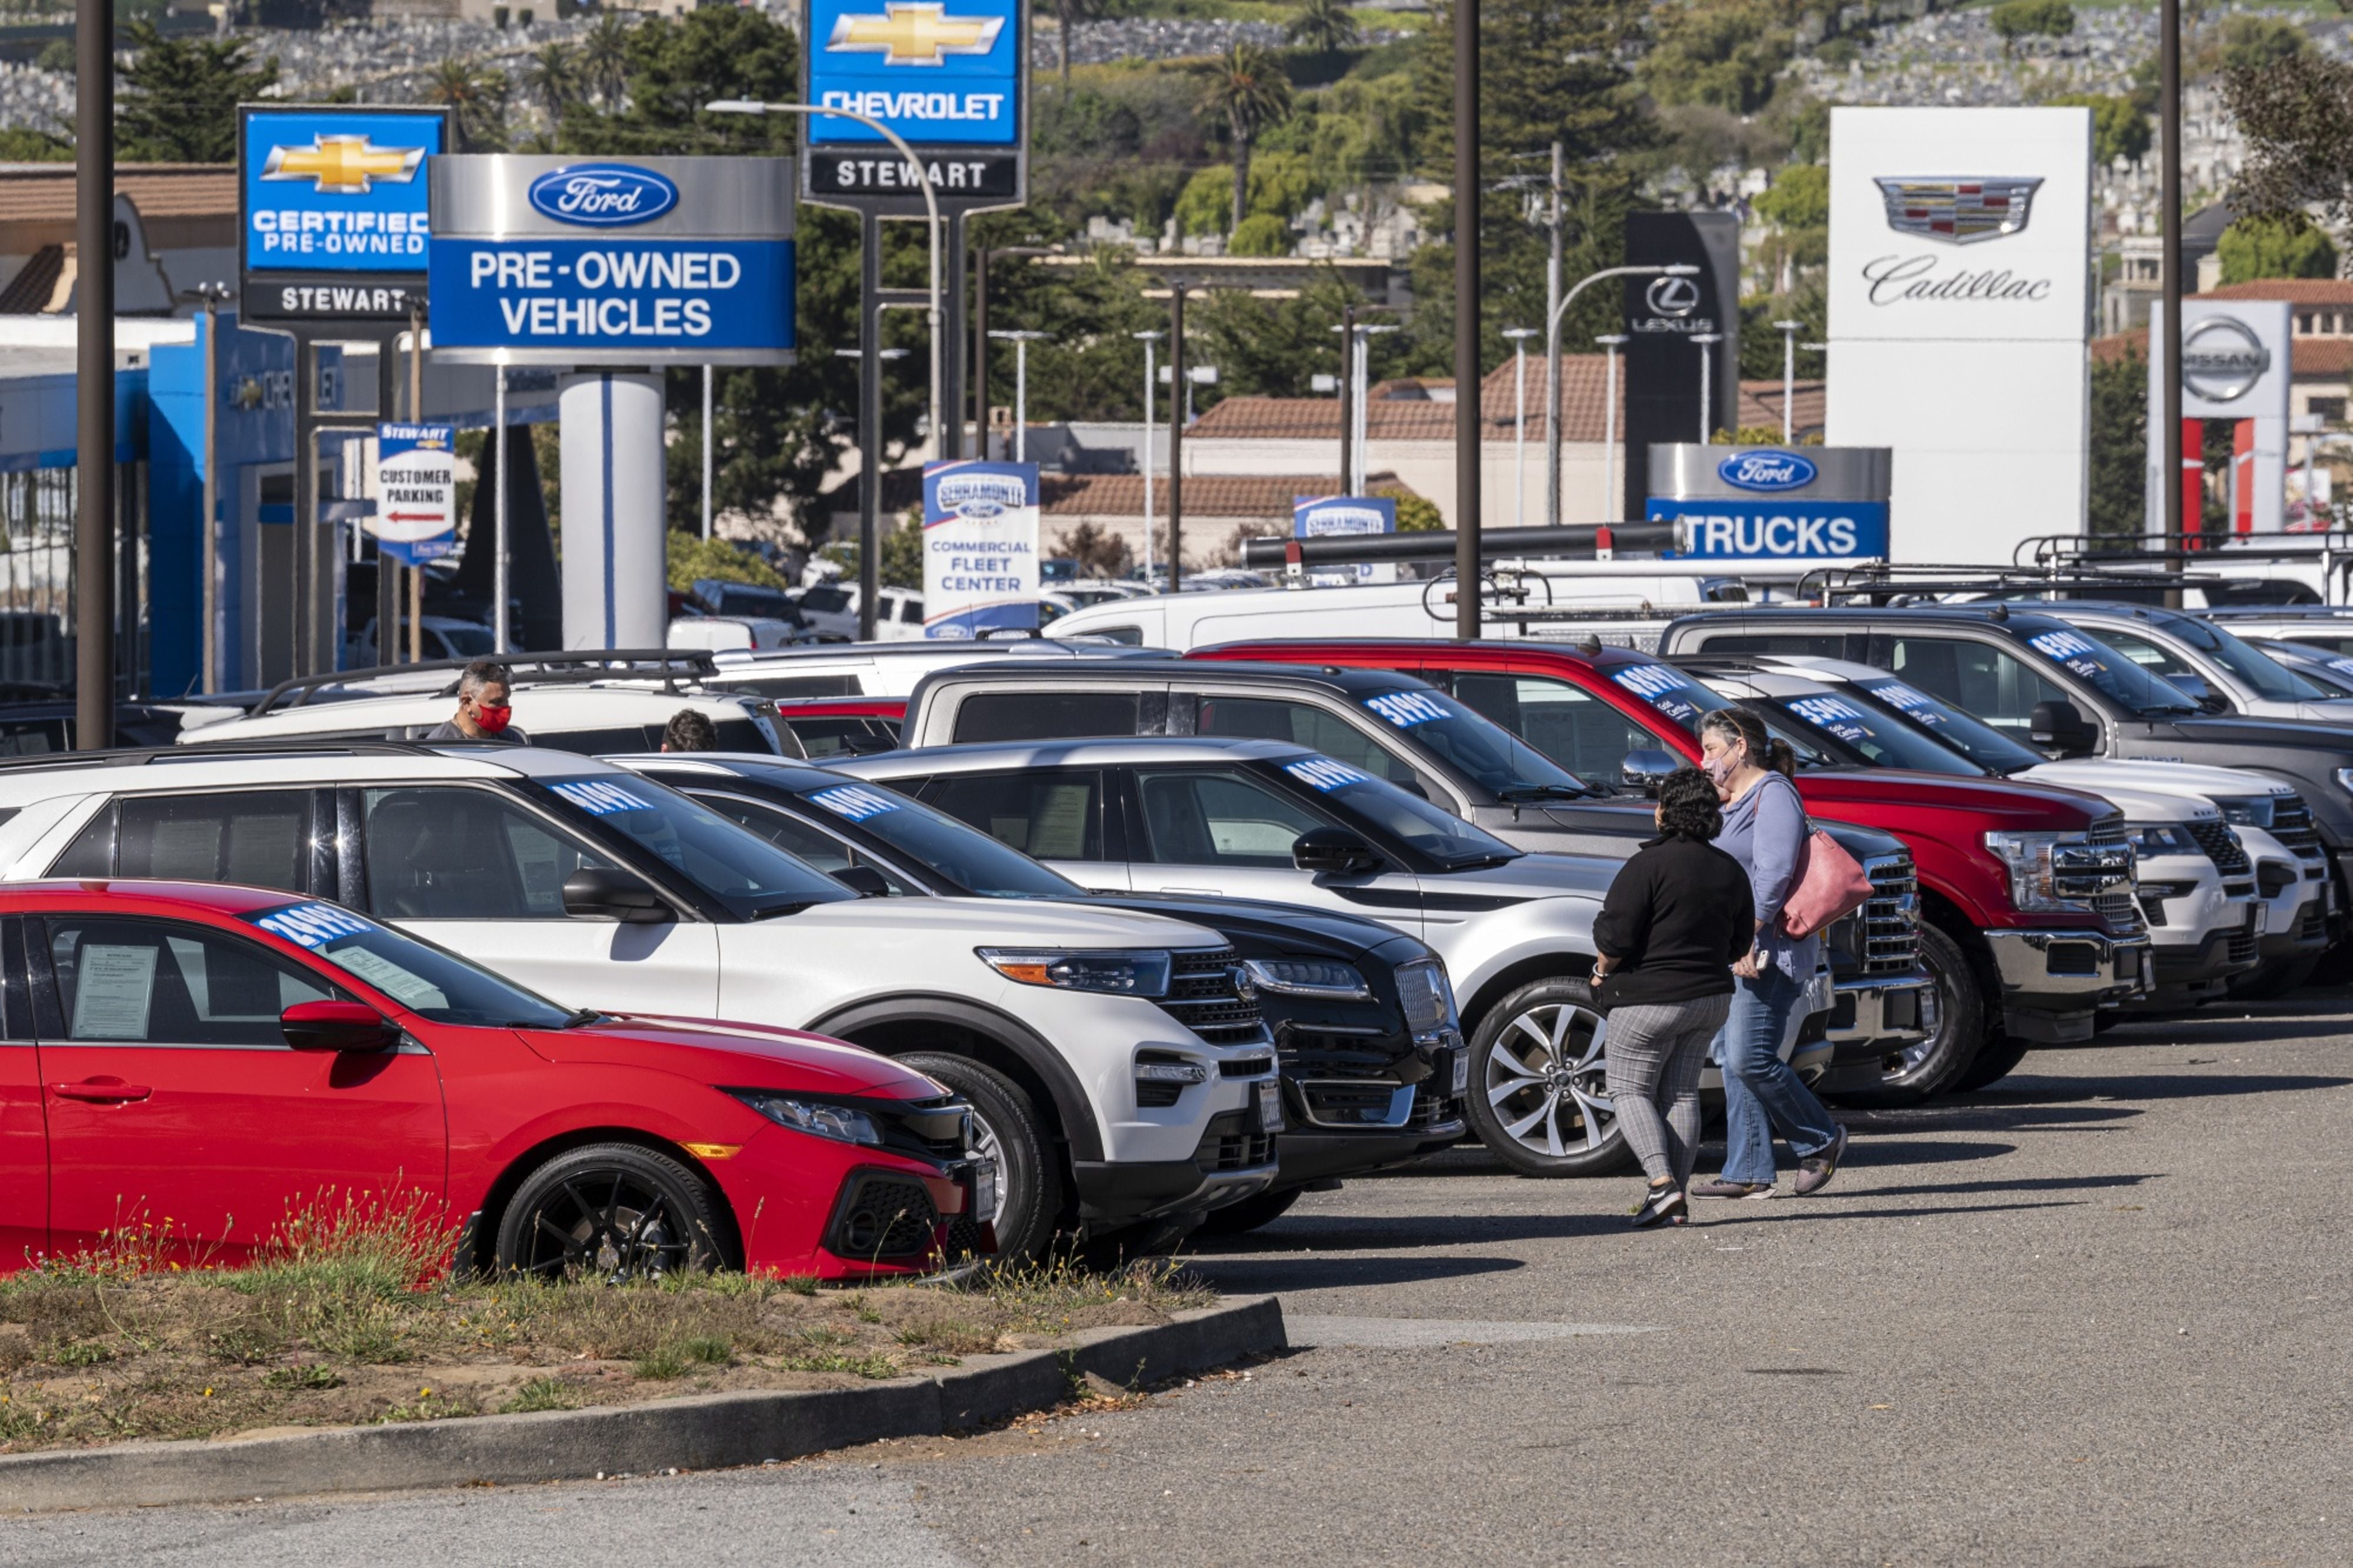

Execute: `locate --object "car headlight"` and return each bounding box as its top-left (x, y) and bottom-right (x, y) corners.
top-left (2124, 822), bottom-right (2199, 856)
top-left (979, 948), bottom-right (1171, 996)
top-left (2212, 795), bottom-right (2276, 829)
top-left (2336, 768), bottom-right (2353, 800)
top-left (1982, 830), bottom-right (2135, 913)
top-left (726, 1091), bottom-right (882, 1146)
top-left (1241, 958), bottom-right (1370, 999)
top-left (1394, 958), bottom-right (1460, 1041)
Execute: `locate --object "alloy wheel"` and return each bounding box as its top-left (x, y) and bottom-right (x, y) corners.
top-left (1485, 1000), bottom-right (1615, 1160)
top-left (516, 1169), bottom-right (691, 1284)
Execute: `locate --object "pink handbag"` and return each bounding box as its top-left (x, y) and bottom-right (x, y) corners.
top-left (1778, 824), bottom-right (1875, 939)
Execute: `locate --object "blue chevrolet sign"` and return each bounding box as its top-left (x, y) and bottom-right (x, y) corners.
top-left (238, 104), bottom-right (448, 324)
top-left (806, 0), bottom-right (1021, 147)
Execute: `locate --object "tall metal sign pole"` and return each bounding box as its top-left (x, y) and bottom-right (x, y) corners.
top-left (1454, 0), bottom-right (1481, 639)
top-left (76, 0), bottom-right (114, 749)
top-left (797, 0), bottom-right (1029, 638)
top-left (2160, 0), bottom-right (2184, 569)
top-left (1169, 282), bottom-right (1187, 592)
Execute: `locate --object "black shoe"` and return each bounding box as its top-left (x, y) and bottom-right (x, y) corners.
top-left (1690, 1179), bottom-right (1774, 1200)
top-left (1795, 1125), bottom-right (1849, 1197)
top-left (1631, 1183), bottom-right (1685, 1229)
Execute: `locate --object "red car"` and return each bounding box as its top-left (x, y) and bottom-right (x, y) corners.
top-left (0, 880), bottom-right (985, 1280)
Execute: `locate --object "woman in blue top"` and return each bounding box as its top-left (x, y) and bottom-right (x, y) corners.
top-left (1688, 707), bottom-right (1850, 1200)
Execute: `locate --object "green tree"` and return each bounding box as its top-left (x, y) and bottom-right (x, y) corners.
top-left (1641, 0), bottom-right (1794, 115)
top-left (1199, 42), bottom-right (1294, 233)
top-left (2224, 54), bottom-right (2353, 224)
top-left (1990, 0), bottom-right (2074, 57)
top-left (559, 6), bottom-right (795, 156)
top-left (114, 19), bottom-right (279, 163)
top-left (522, 42), bottom-right (583, 124)
top-left (424, 58), bottom-right (512, 152)
top-left (819, 511), bottom-right (925, 590)
top-left (1288, 0), bottom-right (1361, 54)
top-left (579, 14), bottom-right (635, 110)
top-left (1380, 486), bottom-right (1444, 532)
top-left (666, 532), bottom-right (789, 593)
top-left (2087, 349), bottom-right (2147, 545)
top-left (2046, 92), bottom-right (2152, 166)
top-left (1051, 0), bottom-right (1108, 85)
top-left (1751, 162), bottom-right (1826, 229)
top-left (2218, 15), bottom-right (2311, 74)
top-left (2216, 213), bottom-right (2338, 283)
top-left (34, 38), bottom-right (71, 74)
top-left (0, 127), bottom-right (69, 161)
top-left (1229, 212), bottom-right (1293, 255)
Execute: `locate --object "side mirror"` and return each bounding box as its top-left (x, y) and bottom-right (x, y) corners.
top-left (832, 864), bottom-right (892, 898)
top-left (1619, 749), bottom-right (1681, 796)
top-left (561, 866), bottom-right (671, 923)
top-left (282, 999), bottom-right (399, 1053)
top-left (1292, 826), bottom-right (1381, 876)
top-left (2028, 699), bottom-right (2099, 757)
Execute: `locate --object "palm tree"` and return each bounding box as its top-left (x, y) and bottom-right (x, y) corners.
top-left (579, 13), bottom-right (634, 111)
top-left (1052, 0), bottom-right (1103, 84)
top-left (521, 41), bottom-right (582, 126)
top-left (1199, 42), bottom-right (1294, 233)
top-left (425, 57), bottom-right (512, 152)
top-left (1287, 0), bottom-right (1359, 54)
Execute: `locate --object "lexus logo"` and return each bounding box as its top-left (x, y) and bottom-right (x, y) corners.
top-left (1645, 275), bottom-right (1701, 317)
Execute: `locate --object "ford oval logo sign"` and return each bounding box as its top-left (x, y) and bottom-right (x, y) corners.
top-left (526, 164), bottom-right (678, 228)
top-left (1717, 450), bottom-right (1818, 492)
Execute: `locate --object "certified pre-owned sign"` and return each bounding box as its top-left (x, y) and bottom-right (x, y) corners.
top-left (525, 165), bottom-right (681, 228)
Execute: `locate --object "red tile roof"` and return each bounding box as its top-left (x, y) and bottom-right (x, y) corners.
top-left (2092, 329), bottom-right (2353, 376)
top-left (2194, 280), bottom-right (2353, 305)
top-left (1041, 471), bottom-right (1417, 518)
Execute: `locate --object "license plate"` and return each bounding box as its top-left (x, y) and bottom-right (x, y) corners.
top-left (970, 1159), bottom-right (999, 1225)
top-left (1255, 1077), bottom-right (1287, 1135)
top-left (1450, 1047), bottom-right (1469, 1096)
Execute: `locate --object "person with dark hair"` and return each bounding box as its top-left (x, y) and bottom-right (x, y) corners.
top-left (1591, 766), bottom-right (1755, 1227)
top-left (662, 709), bottom-right (719, 753)
top-left (422, 660), bottom-right (524, 745)
top-left (1689, 706), bottom-right (1849, 1200)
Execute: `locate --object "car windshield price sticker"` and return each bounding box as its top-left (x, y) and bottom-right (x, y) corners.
top-left (1285, 757), bottom-right (1371, 792)
top-left (256, 902), bottom-right (380, 949)
top-left (1865, 679), bottom-right (1950, 725)
top-left (552, 780), bottom-right (653, 816)
top-left (1364, 691), bottom-right (1448, 728)
top-left (71, 945), bottom-right (159, 1040)
top-left (809, 784), bottom-right (902, 821)
top-left (2027, 628), bottom-right (2111, 679)
top-left (1611, 663), bottom-right (1706, 723)
top-left (1786, 694), bottom-right (1875, 743)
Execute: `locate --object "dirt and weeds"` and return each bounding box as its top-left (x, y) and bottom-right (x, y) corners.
top-left (0, 1195), bottom-right (1215, 1455)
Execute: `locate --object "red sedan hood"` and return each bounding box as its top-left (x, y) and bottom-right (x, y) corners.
top-left (517, 1015), bottom-right (941, 1099)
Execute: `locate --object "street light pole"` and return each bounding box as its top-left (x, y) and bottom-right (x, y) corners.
top-left (1134, 330), bottom-right (1162, 582)
top-left (1597, 333), bottom-right (1627, 523)
top-left (1335, 305), bottom-right (1355, 496)
top-left (1772, 318), bottom-right (1801, 445)
top-left (1544, 140), bottom-right (1564, 528)
top-left (1169, 281), bottom-right (1188, 593)
top-left (1502, 326), bottom-right (1537, 528)
top-left (1543, 263), bottom-right (1700, 542)
top-left (2160, 0), bottom-right (2184, 582)
top-left (988, 331), bottom-right (1051, 463)
top-left (1355, 322), bottom-right (1399, 496)
top-left (973, 243), bottom-right (1054, 452)
top-left (701, 363), bottom-right (714, 540)
top-left (1691, 332), bottom-right (1722, 444)
top-left (76, 0), bottom-right (114, 747)
top-left (1452, 0), bottom-right (1481, 638)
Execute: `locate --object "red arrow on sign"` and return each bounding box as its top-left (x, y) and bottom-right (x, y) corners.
top-left (385, 512), bottom-right (448, 523)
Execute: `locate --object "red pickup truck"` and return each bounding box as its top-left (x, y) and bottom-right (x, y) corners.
top-left (1192, 638), bottom-right (2152, 1097)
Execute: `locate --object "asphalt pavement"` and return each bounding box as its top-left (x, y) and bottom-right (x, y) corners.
top-left (8, 999), bottom-right (2351, 1567)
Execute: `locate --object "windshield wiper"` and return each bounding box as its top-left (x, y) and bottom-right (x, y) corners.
top-left (1496, 783), bottom-right (1591, 802)
top-left (561, 1007), bottom-right (602, 1029)
top-left (747, 899), bottom-right (814, 920)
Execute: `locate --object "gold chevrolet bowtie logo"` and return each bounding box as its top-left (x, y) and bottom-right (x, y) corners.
top-left (827, 3), bottom-right (1003, 65)
top-left (259, 135), bottom-right (426, 194)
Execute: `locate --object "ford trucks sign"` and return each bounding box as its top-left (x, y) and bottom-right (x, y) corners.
top-left (1717, 451), bottom-right (1818, 492)
top-left (526, 165), bottom-right (680, 228)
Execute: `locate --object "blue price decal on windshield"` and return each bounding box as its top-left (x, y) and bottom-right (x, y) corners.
top-left (552, 780), bottom-right (652, 816)
top-left (2027, 628), bottom-right (2107, 679)
top-left (1786, 695), bottom-right (1871, 743)
top-left (256, 902), bottom-right (377, 949)
top-left (808, 784), bottom-right (901, 821)
top-left (1611, 663), bottom-right (1701, 722)
top-left (1364, 690), bottom-right (1448, 728)
top-left (1866, 680), bottom-right (1948, 725)
top-left (2329, 657), bottom-right (2353, 678)
top-left (1285, 757), bottom-right (1371, 792)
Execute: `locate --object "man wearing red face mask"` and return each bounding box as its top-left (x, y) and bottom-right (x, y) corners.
top-left (425, 660), bottom-right (526, 745)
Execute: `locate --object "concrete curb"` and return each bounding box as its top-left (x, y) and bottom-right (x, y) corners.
top-left (0, 1296), bottom-right (1286, 1514)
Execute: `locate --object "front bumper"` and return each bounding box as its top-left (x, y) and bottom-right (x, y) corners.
top-left (1071, 1109), bottom-right (1281, 1226)
top-left (1824, 969), bottom-right (1932, 1066)
top-left (2127, 903), bottom-right (2261, 1009)
top-left (1984, 927), bottom-right (2152, 1043)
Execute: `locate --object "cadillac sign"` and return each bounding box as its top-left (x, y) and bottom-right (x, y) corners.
top-left (1872, 176), bottom-right (2042, 244)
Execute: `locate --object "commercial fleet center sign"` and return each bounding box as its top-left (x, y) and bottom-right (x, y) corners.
top-left (924, 461), bottom-right (1039, 638)
top-left (426, 156), bottom-right (798, 365)
top-left (1825, 106), bottom-right (2093, 565)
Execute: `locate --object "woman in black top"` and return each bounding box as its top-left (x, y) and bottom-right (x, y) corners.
top-left (1591, 767), bottom-right (1755, 1227)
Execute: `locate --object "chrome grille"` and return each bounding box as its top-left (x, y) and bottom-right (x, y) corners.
top-left (2187, 819), bottom-right (2251, 878)
top-left (2272, 796), bottom-right (2325, 862)
top-left (1157, 948), bottom-right (1267, 1046)
top-left (1857, 852), bottom-right (1919, 975)
top-left (2092, 890), bottom-right (2145, 934)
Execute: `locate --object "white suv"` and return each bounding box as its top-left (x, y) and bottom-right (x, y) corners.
top-left (0, 744), bottom-right (1281, 1258)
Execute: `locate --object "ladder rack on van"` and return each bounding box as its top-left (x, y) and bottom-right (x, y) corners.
top-left (2014, 533), bottom-right (2353, 605)
top-left (250, 649), bottom-right (721, 716)
top-left (1797, 562), bottom-right (2232, 606)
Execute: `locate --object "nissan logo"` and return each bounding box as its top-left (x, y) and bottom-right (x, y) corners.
top-left (1645, 275), bottom-right (1701, 318)
top-left (2180, 315), bottom-right (2270, 403)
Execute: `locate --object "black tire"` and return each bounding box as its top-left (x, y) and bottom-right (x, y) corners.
top-left (1464, 976), bottom-right (1631, 1177)
top-left (495, 1142), bottom-right (731, 1282)
top-left (899, 1052), bottom-right (1064, 1266)
top-left (1952, 1032), bottom-right (2035, 1093)
top-left (2227, 954), bottom-right (2320, 1001)
top-left (1825, 924), bottom-right (1984, 1109)
top-left (1195, 1185), bottom-right (1304, 1236)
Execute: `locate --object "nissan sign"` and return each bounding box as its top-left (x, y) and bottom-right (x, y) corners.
top-left (2179, 315), bottom-right (2270, 403)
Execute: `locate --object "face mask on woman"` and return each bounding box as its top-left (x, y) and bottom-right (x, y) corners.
top-left (1703, 745), bottom-right (1741, 788)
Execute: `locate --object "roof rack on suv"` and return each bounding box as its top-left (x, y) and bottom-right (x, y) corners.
top-left (250, 650), bottom-right (720, 717)
top-left (2015, 532), bottom-right (2353, 602)
top-left (1793, 562), bottom-right (2224, 606)
top-left (0, 738), bottom-right (449, 774)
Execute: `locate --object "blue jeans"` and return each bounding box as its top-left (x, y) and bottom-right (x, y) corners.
top-left (1715, 966), bottom-right (1841, 1184)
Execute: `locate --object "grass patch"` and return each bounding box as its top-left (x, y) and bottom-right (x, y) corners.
top-left (0, 1191), bottom-right (1215, 1454)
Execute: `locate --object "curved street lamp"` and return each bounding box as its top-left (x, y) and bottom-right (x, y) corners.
top-left (1543, 262), bottom-right (1701, 526)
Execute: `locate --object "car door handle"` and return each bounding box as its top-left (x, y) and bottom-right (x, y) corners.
top-left (51, 1080), bottom-right (152, 1104)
